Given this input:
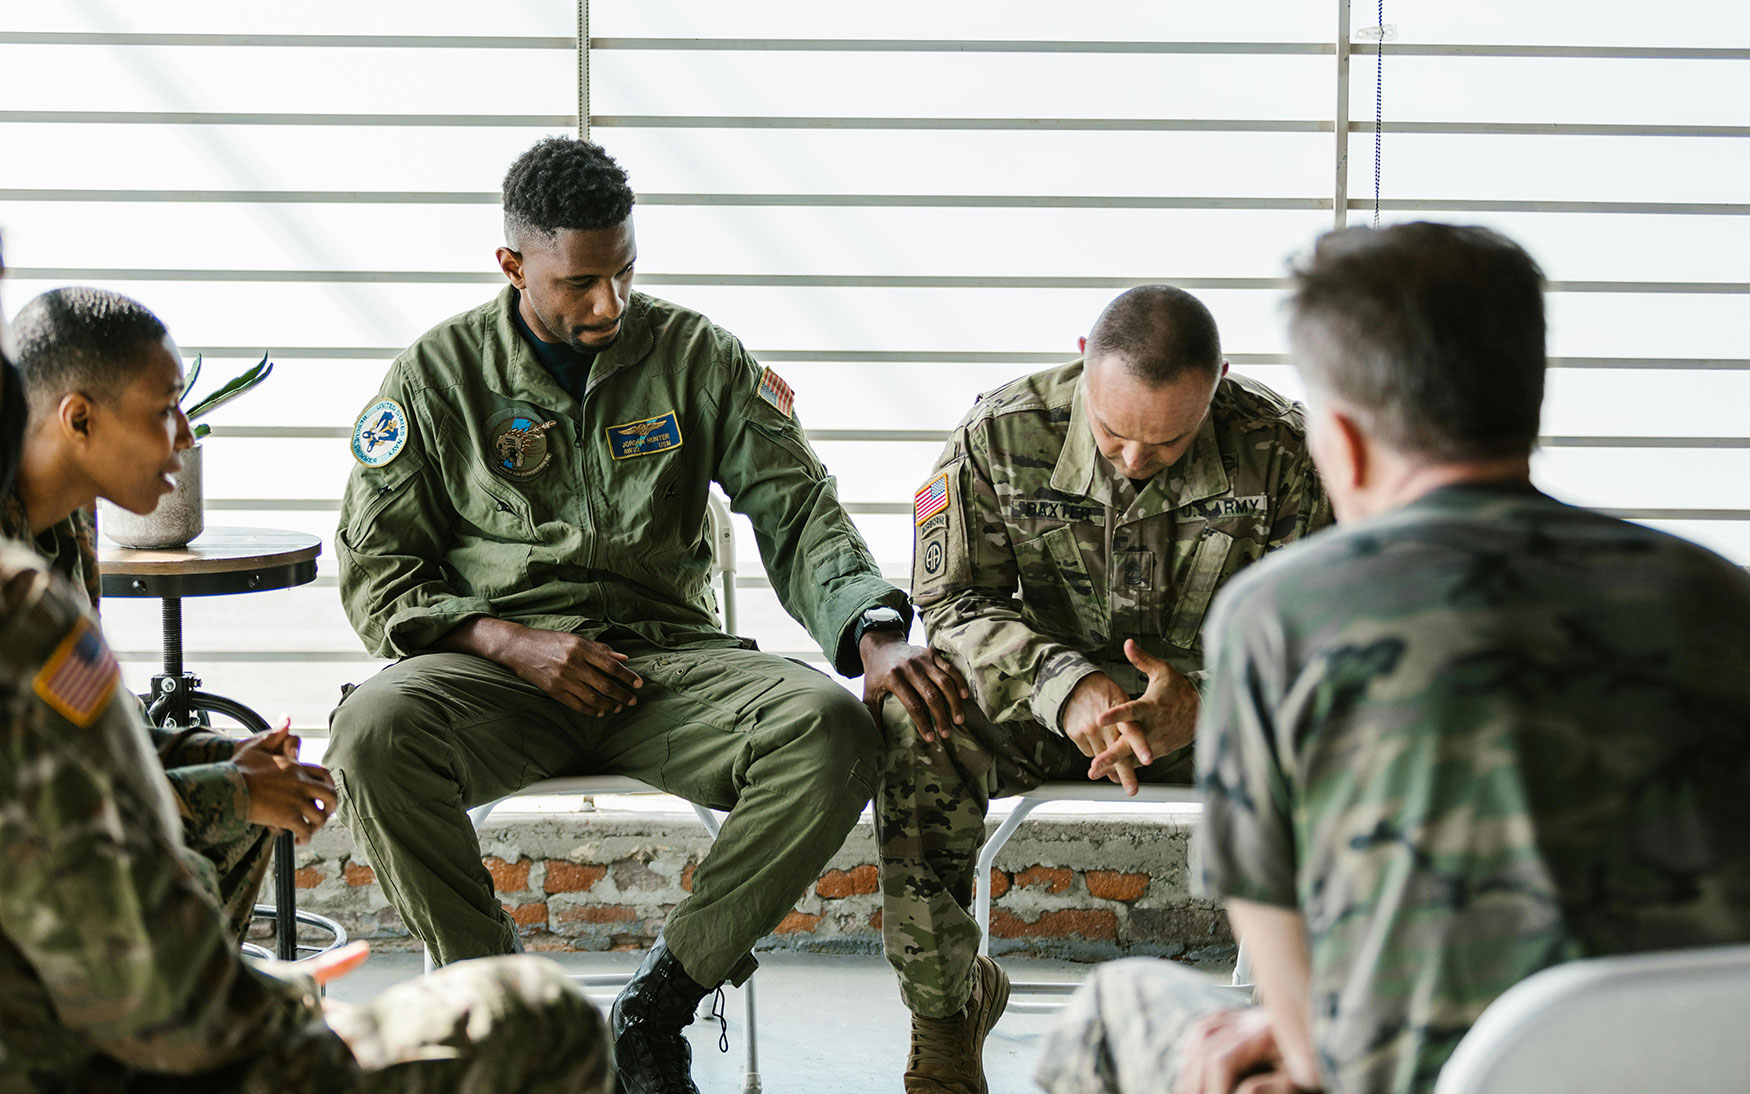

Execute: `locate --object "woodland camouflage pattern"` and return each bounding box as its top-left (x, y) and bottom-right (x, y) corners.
top-left (1, 487), bottom-right (265, 936)
top-left (1192, 484), bottom-right (1750, 1092)
top-left (880, 361), bottom-right (1330, 1018)
top-left (0, 543), bottom-right (610, 1093)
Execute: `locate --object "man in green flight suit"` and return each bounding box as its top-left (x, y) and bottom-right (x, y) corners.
top-left (328, 137), bottom-right (967, 1094)
top-left (6, 285), bottom-right (339, 937)
top-left (880, 286), bottom-right (1332, 1092)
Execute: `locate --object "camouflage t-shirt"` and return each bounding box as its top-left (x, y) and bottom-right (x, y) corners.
top-left (1195, 483), bottom-right (1750, 1093)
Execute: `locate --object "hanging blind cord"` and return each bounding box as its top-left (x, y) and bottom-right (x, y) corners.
top-left (576, 0), bottom-right (588, 141)
top-left (1373, 1), bottom-right (1384, 227)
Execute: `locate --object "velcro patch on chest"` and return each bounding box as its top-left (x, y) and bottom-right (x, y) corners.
top-left (488, 410), bottom-right (559, 480)
top-left (33, 617), bottom-right (118, 728)
top-left (915, 472), bottom-right (951, 525)
top-left (606, 411), bottom-right (684, 460)
top-left (756, 367), bottom-right (795, 417)
top-left (1190, 494), bottom-right (1269, 521)
top-left (1006, 498), bottom-right (1107, 526)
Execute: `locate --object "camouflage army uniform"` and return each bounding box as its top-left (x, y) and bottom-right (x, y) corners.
top-left (0, 541), bottom-right (611, 1094)
top-left (330, 287), bottom-right (905, 981)
top-left (0, 487), bottom-right (270, 938)
top-left (879, 361), bottom-right (1329, 1018)
top-left (1039, 484), bottom-right (1750, 1093)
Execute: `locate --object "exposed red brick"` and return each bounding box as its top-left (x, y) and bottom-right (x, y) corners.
top-left (484, 855), bottom-right (530, 892)
top-left (868, 910), bottom-right (883, 931)
top-left (1085, 870), bottom-right (1150, 902)
top-left (1013, 865), bottom-right (1073, 893)
top-left (543, 861), bottom-right (607, 894)
top-left (990, 908), bottom-right (1118, 941)
top-left (681, 860), bottom-right (698, 893)
top-left (816, 864), bottom-right (879, 899)
top-left (294, 866), bottom-right (323, 890)
top-left (988, 868), bottom-right (1011, 900)
top-left (342, 862), bottom-right (375, 887)
top-left (506, 902), bottom-right (549, 927)
top-left (557, 904), bottom-right (638, 924)
top-left (774, 911), bottom-right (822, 935)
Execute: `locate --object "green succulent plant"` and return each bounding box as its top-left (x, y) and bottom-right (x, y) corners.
top-left (179, 351), bottom-right (274, 441)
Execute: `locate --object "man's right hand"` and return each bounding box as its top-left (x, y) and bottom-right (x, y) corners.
top-left (440, 617), bottom-right (643, 716)
top-left (1060, 672), bottom-right (1142, 794)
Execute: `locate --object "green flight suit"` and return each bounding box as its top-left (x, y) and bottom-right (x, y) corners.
top-left (0, 542), bottom-right (611, 1094)
top-left (330, 287), bottom-right (906, 984)
top-left (878, 362), bottom-right (1332, 1017)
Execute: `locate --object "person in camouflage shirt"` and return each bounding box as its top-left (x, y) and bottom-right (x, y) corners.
top-left (0, 268), bottom-right (611, 1093)
top-left (880, 286), bottom-right (1331, 1092)
top-left (1037, 224), bottom-right (1750, 1094)
top-left (8, 286), bottom-right (338, 937)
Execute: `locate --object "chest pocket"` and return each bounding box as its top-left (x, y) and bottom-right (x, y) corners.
top-left (1166, 527), bottom-right (1234, 649)
top-left (1019, 524), bottom-right (1107, 646)
top-left (463, 463), bottom-right (538, 541)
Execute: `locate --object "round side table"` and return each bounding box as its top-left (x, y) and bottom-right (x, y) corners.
top-left (100, 526), bottom-right (344, 962)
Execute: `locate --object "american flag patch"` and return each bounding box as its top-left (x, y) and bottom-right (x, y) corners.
top-left (33, 618), bottom-right (119, 728)
top-left (756, 368), bottom-right (794, 418)
top-left (914, 472), bottom-right (951, 525)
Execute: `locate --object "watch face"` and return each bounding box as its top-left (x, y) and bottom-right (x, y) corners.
top-left (866, 608), bottom-right (904, 626)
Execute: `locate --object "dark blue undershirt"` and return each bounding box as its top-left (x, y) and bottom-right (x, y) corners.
top-left (510, 290), bottom-right (595, 403)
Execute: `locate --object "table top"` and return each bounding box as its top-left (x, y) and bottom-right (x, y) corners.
top-left (99, 526), bottom-right (321, 599)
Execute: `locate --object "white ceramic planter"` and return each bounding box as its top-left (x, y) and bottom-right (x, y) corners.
top-left (100, 443), bottom-right (204, 549)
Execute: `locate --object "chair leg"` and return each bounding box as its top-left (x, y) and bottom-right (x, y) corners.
top-left (1232, 941), bottom-right (1253, 989)
top-left (740, 973), bottom-right (762, 1093)
top-left (974, 799), bottom-right (1044, 957)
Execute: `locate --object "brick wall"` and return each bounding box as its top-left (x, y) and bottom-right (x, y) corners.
top-left (294, 809), bottom-right (1234, 965)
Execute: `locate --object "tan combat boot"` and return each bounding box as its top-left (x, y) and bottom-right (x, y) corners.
top-left (904, 955), bottom-right (1012, 1094)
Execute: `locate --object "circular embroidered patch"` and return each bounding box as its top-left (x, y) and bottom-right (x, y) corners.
top-left (923, 538), bottom-right (945, 575)
top-left (351, 399), bottom-right (409, 467)
top-left (487, 409), bottom-right (560, 480)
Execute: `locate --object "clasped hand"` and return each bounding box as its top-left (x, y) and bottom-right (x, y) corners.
top-left (1061, 640), bottom-right (1199, 796)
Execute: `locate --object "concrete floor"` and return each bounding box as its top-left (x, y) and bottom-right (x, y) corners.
top-left (327, 949), bottom-right (1113, 1093)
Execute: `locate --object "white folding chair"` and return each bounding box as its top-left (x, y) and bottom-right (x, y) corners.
top-left (1434, 943), bottom-right (1750, 1094)
top-left (972, 781), bottom-right (1251, 1014)
top-left (421, 493), bottom-right (764, 1093)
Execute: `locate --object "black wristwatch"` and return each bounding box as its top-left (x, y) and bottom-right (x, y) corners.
top-left (852, 606), bottom-right (907, 648)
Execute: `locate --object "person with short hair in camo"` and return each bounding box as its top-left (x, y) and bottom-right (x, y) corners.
top-left (881, 285), bottom-right (1332, 1093)
top-left (0, 247), bottom-right (612, 1094)
top-left (5, 285), bottom-right (339, 938)
top-left (1035, 222), bottom-right (1750, 1094)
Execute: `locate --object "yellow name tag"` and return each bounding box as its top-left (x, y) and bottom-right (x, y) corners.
top-left (606, 411), bottom-right (684, 460)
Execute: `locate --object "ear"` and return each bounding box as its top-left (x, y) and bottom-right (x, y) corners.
top-left (56, 392), bottom-right (94, 442)
top-left (1329, 407), bottom-right (1369, 490)
top-left (495, 247), bottom-right (526, 289)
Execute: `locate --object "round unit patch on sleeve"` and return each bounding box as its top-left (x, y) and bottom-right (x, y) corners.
top-left (352, 399), bottom-right (409, 467)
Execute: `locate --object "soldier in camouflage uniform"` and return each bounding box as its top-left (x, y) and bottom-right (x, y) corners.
top-left (7, 286), bottom-right (338, 938)
top-left (1037, 224), bottom-right (1750, 1093)
top-left (0, 273), bottom-right (611, 1092)
top-left (880, 286), bottom-right (1331, 1092)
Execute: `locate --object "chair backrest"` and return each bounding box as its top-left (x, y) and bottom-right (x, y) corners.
top-left (1433, 943), bottom-right (1750, 1094)
top-left (705, 490), bottom-right (737, 633)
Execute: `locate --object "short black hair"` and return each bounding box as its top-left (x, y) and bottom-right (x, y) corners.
top-left (502, 137), bottom-right (636, 249)
top-left (1085, 285), bottom-right (1223, 385)
top-left (13, 287), bottom-right (170, 410)
top-left (1288, 221), bottom-right (1546, 463)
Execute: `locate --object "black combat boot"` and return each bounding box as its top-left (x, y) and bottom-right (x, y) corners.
top-left (611, 935), bottom-right (713, 1094)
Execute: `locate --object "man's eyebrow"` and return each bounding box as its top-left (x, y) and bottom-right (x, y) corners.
top-left (1092, 406), bottom-right (1189, 447)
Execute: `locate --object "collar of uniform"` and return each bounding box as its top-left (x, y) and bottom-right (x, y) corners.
top-left (1125, 410), bottom-right (1230, 521)
top-left (492, 286), bottom-right (577, 410)
top-left (1049, 375), bottom-right (1124, 510)
top-left (582, 293), bottom-right (654, 397)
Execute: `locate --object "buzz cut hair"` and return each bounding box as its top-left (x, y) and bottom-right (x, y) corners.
top-left (1287, 221), bottom-right (1546, 463)
top-left (502, 137), bottom-right (636, 250)
top-left (13, 286), bottom-right (170, 410)
top-left (1085, 285), bottom-right (1223, 386)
